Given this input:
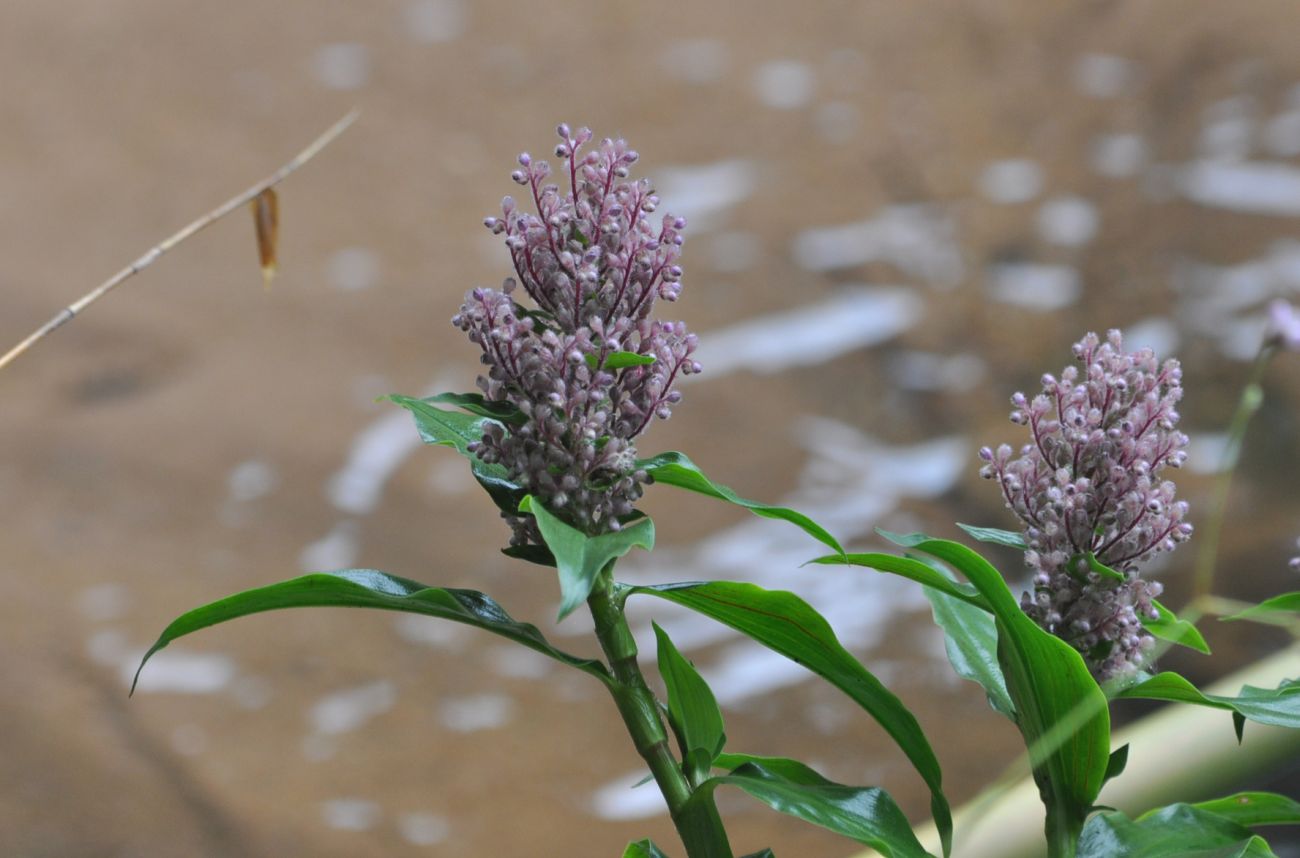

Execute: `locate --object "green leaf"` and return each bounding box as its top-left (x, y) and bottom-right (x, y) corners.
top-left (638, 452), bottom-right (844, 555)
top-left (739, 851), bottom-right (776, 858)
top-left (520, 496), bottom-right (654, 621)
top-left (1079, 804), bottom-right (1278, 857)
top-left (1116, 672), bottom-right (1300, 731)
top-left (425, 391), bottom-right (526, 425)
top-left (1186, 793), bottom-right (1300, 827)
top-left (879, 531), bottom-right (1110, 840)
top-left (924, 582), bottom-right (1015, 719)
top-left (955, 523), bottom-right (1027, 550)
top-left (387, 395), bottom-right (524, 514)
top-left (807, 552), bottom-right (987, 608)
top-left (622, 839), bottom-right (671, 858)
top-left (589, 350), bottom-right (656, 370)
top-left (631, 581), bottom-right (952, 856)
top-left (1083, 553), bottom-right (1127, 583)
top-left (653, 623), bottom-right (726, 780)
top-left (1224, 592), bottom-right (1300, 621)
top-left (1103, 743), bottom-right (1130, 786)
top-left (133, 570), bottom-right (610, 694)
top-left (1144, 599), bottom-right (1211, 655)
top-left (693, 758), bottom-right (933, 858)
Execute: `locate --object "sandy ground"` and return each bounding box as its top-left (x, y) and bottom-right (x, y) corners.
top-left (3, 2), bottom-right (1300, 855)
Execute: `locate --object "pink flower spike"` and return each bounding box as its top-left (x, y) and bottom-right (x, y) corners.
top-left (1266, 300), bottom-right (1300, 351)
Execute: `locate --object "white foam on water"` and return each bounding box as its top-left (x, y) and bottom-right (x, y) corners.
top-left (327, 247), bottom-right (381, 292)
top-left (655, 160), bottom-right (757, 232)
top-left (298, 520), bottom-right (360, 572)
top-left (1036, 196), bottom-right (1099, 247)
top-left (1072, 54), bottom-right (1135, 99)
top-left (889, 351), bottom-right (987, 392)
top-left (689, 287), bottom-right (923, 377)
top-left (658, 39), bottom-right (729, 84)
top-left (321, 798), bottom-right (381, 832)
top-left (1122, 317), bottom-right (1180, 357)
top-left (1268, 111), bottom-right (1300, 158)
top-left (752, 60), bottom-right (815, 109)
top-left (399, 812), bottom-right (451, 846)
top-left (403, 0), bottom-right (467, 44)
top-left (328, 409), bottom-right (424, 515)
top-left (1090, 133), bottom-right (1147, 178)
top-left (1179, 161), bottom-right (1300, 215)
top-left (590, 769), bottom-right (671, 820)
top-left (76, 582), bottom-right (130, 622)
top-left (309, 680), bottom-right (396, 735)
top-left (227, 459), bottom-right (278, 503)
top-left (438, 693), bottom-right (513, 732)
top-left (987, 262), bottom-right (1081, 311)
top-left (231, 675), bottom-right (274, 710)
top-left (1199, 96), bottom-right (1256, 162)
top-left (978, 159), bottom-right (1043, 204)
top-left (485, 645), bottom-right (554, 680)
top-left (312, 43), bottom-right (370, 91)
top-left (126, 650), bottom-right (237, 695)
top-left (394, 614), bottom-right (470, 650)
top-left (792, 205), bottom-right (963, 286)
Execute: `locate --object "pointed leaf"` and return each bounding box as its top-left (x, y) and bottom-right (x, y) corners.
top-left (739, 851), bottom-right (776, 858)
top-left (1080, 804), bottom-right (1278, 858)
top-left (1103, 743), bottom-right (1130, 787)
top-left (1186, 793), bottom-right (1300, 828)
top-left (1083, 552), bottom-right (1127, 583)
top-left (693, 758), bottom-right (933, 858)
top-left (654, 622), bottom-right (726, 775)
top-left (133, 570), bottom-right (609, 693)
top-left (387, 394), bottom-right (524, 514)
top-left (1116, 672), bottom-right (1300, 731)
top-left (1145, 599), bottom-right (1211, 655)
top-left (590, 350), bottom-right (656, 370)
top-left (638, 452), bottom-right (843, 555)
top-left (425, 391), bottom-right (525, 425)
top-left (956, 523), bottom-right (1026, 549)
top-left (924, 583), bottom-right (1015, 719)
top-left (808, 552), bottom-right (986, 608)
top-left (521, 496), bottom-right (654, 621)
top-left (622, 840), bottom-right (671, 858)
top-left (1224, 592), bottom-right (1300, 621)
top-left (631, 581), bottom-right (951, 855)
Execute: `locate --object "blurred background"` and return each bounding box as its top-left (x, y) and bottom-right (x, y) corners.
top-left (4, 1), bottom-right (1300, 855)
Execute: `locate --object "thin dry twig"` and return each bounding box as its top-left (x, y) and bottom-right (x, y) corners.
top-left (0, 109), bottom-right (359, 373)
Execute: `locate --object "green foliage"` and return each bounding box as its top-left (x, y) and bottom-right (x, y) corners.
top-left (590, 350), bottom-right (657, 370)
top-left (1078, 803), bottom-right (1279, 858)
top-left (808, 552), bottom-right (986, 607)
top-left (132, 570), bottom-right (611, 694)
top-left (631, 580), bottom-right (952, 856)
top-left (923, 579), bottom-right (1015, 719)
top-left (955, 523), bottom-right (1027, 549)
top-left (1225, 592), bottom-right (1300, 621)
top-left (653, 623), bottom-right (726, 783)
top-left (1115, 673), bottom-right (1300, 733)
top-left (1144, 601), bottom-right (1211, 655)
top-left (424, 391), bottom-right (525, 425)
top-left (1184, 793), bottom-right (1300, 828)
top-left (520, 496), bottom-right (654, 620)
top-left (622, 839), bottom-right (672, 858)
top-left (637, 451), bottom-right (844, 555)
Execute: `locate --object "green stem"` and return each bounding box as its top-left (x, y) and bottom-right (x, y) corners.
top-left (1191, 344), bottom-right (1276, 600)
top-left (587, 568), bottom-right (734, 858)
top-left (1042, 784), bottom-right (1081, 858)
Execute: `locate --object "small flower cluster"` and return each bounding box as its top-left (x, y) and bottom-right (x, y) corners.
top-left (980, 330), bottom-right (1193, 680)
top-left (1266, 300), bottom-right (1300, 352)
top-left (454, 125), bottom-right (700, 544)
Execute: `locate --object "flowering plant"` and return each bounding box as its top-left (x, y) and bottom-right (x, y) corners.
top-left (134, 127), bottom-right (1300, 858)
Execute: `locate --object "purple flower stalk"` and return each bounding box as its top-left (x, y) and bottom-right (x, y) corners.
top-left (1266, 300), bottom-right (1300, 352)
top-left (453, 124), bottom-right (700, 544)
top-left (980, 330), bottom-right (1193, 680)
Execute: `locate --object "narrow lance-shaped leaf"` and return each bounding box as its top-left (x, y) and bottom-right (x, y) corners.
top-left (590, 350), bottom-right (656, 370)
top-left (637, 451), bottom-right (843, 555)
top-left (654, 622), bottom-right (726, 781)
top-left (631, 581), bottom-right (952, 856)
top-left (520, 496), bottom-right (654, 621)
top-left (693, 756), bottom-right (933, 858)
top-left (808, 552), bottom-right (986, 608)
top-left (1144, 599), bottom-right (1210, 655)
top-left (924, 581), bottom-right (1015, 720)
top-left (1115, 672), bottom-right (1300, 731)
top-left (425, 391), bottom-right (525, 425)
top-left (1225, 592), bottom-right (1300, 621)
top-left (1184, 793), bottom-right (1300, 828)
top-left (622, 840), bottom-right (671, 858)
top-left (956, 523), bottom-right (1027, 550)
top-left (132, 570), bottom-right (610, 693)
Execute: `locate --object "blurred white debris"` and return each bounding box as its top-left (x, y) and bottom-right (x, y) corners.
top-left (227, 459), bottom-right (278, 503)
top-left (126, 650), bottom-right (237, 695)
top-left (979, 159), bottom-right (1043, 204)
top-left (1036, 196), bottom-right (1099, 247)
top-left (656, 160), bottom-right (757, 232)
top-left (76, 582), bottom-right (130, 622)
top-left (298, 520), bottom-right (360, 571)
top-left (1263, 110), bottom-right (1300, 157)
top-left (170, 724), bottom-right (209, 757)
top-left (485, 645), bottom-right (554, 680)
top-left (327, 247), bottom-right (381, 292)
top-left (752, 60), bottom-right (816, 109)
top-left (889, 350), bottom-right (987, 392)
top-left (1122, 317), bottom-right (1181, 357)
top-left (312, 43), bottom-right (370, 91)
top-left (310, 680), bottom-right (397, 735)
top-left (230, 675), bottom-right (274, 710)
top-left (814, 101), bottom-right (863, 144)
top-left (792, 205), bottom-right (964, 286)
top-left (1090, 133), bottom-right (1147, 178)
top-left (328, 409), bottom-right (424, 515)
top-left (591, 769), bottom-right (670, 820)
top-left (403, 0), bottom-right (467, 44)
top-left (707, 230), bottom-right (762, 273)
top-left (987, 262), bottom-right (1082, 311)
top-left (1179, 161), bottom-right (1300, 215)
top-left (438, 693), bottom-right (513, 732)
top-left (321, 798), bottom-right (381, 832)
top-left (1072, 53), bottom-right (1136, 99)
top-left (1187, 433), bottom-right (1232, 475)
top-left (658, 39), bottom-right (729, 84)
top-left (690, 287), bottom-right (923, 377)
top-left (394, 614), bottom-right (470, 650)
top-left (399, 812), bottom-right (451, 846)
top-left (1199, 96), bottom-right (1256, 161)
